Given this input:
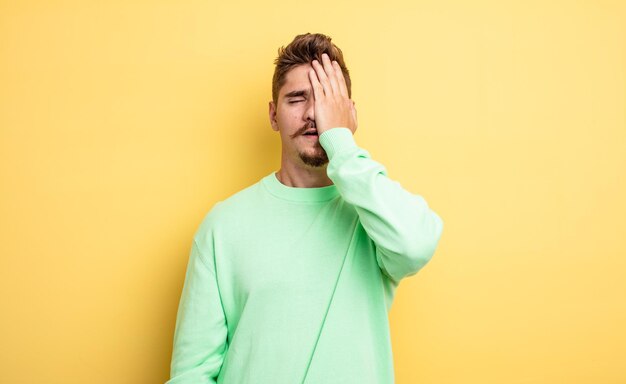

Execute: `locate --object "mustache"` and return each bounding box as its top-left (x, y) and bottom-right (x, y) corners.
top-left (289, 121), bottom-right (316, 138)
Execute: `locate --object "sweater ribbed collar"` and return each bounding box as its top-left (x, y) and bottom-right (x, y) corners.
top-left (262, 172), bottom-right (339, 203)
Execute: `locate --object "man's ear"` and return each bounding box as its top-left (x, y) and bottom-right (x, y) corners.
top-left (269, 101), bottom-right (279, 131)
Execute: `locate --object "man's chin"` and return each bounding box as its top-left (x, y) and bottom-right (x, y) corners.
top-left (299, 151), bottom-right (329, 168)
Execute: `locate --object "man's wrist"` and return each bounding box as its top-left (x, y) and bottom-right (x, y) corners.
top-left (319, 127), bottom-right (357, 160)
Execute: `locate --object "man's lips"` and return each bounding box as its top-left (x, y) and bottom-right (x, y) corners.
top-left (302, 129), bottom-right (319, 141)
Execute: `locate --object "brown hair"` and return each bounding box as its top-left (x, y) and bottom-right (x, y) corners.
top-left (272, 33), bottom-right (351, 104)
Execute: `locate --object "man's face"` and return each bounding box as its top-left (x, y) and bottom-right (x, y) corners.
top-left (269, 63), bottom-right (328, 168)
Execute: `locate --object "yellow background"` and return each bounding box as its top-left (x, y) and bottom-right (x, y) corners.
top-left (1, 0), bottom-right (625, 383)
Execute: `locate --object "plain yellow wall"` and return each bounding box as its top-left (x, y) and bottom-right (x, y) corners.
top-left (1, 0), bottom-right (625, 383)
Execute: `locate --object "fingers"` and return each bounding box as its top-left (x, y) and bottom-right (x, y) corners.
top-left (333, 61), bottom-right (349, 98)
top-left (308, 68), bottom-right (323, 101)
top-left (311, 59), bottom-right (331, 97)
top-left (308, 55), bottom-right (356, 134)
top-left (312, 53), bottom-right (342, 98)
top-left (321, 53), bottom-right (341, 96)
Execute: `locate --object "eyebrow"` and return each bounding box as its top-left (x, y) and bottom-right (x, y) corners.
top-left (283, 89), bottom-right (310, 98)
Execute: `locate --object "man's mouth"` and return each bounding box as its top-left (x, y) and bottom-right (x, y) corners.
top-left (303, 129), bottom-right (318, 136)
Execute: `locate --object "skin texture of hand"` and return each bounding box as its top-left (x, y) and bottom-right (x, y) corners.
top-left (308, 53), bottom-right (358, 136)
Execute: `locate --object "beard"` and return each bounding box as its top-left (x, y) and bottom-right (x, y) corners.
top-left (289, 120), bottom-right (328, 167)
top-left (298, 143), bottom-right (329, 167)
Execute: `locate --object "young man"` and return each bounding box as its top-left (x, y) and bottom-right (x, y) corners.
top-left (166, 33), bottom-right (444, 384)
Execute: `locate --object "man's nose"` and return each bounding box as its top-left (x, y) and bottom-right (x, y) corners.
top-left (305, 99), bottom-right (315, 123)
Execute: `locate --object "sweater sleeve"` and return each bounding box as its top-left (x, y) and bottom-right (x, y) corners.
top-left (319, 127), bottom-right (444, 283)
top-left (166, 232), bottom-right (228, 383)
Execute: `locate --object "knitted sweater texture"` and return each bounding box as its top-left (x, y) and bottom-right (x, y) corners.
top-left (167, 128), bottom-right (444, 384)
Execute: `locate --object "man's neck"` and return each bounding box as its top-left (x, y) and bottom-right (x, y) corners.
top-left (275, 163), bottom-right (333, 188)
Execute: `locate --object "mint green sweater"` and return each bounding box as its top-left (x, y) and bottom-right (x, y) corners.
top-left (167, 128), bottom-right (444, 384)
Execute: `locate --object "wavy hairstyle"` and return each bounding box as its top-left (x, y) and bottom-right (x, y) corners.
top-left (272, 33), bottom-right (351, 104)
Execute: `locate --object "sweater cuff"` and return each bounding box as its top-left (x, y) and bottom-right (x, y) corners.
top-left (318, 127), bottom-right (357, 160)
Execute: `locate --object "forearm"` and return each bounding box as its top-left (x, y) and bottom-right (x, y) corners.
top-left (319, 128), bottom-right (444, 282)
